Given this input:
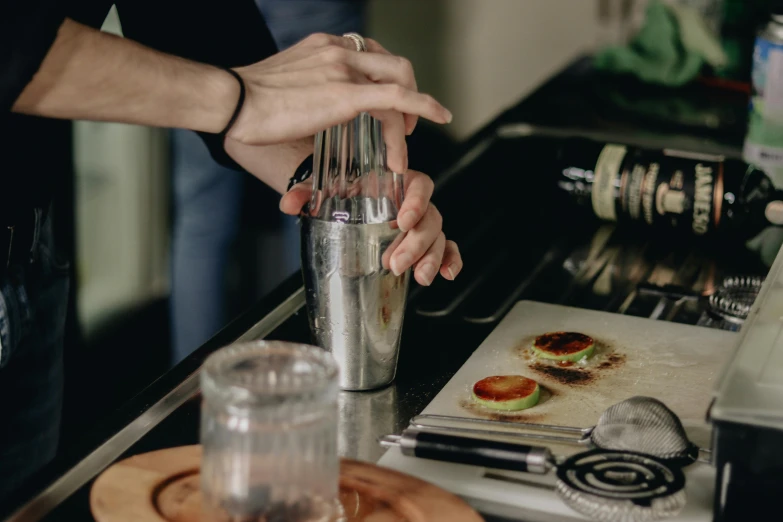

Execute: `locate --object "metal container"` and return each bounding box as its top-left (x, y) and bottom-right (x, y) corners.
top-left (300, 113), bottom-right (409, 391)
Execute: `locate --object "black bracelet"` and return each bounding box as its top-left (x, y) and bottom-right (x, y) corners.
top-left (219, 68), bottom-right (246, 138)
top-left (287, 154), bottom-right (315, 192)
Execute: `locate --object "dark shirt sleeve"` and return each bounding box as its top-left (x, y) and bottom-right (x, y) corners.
top-left (114, 0), bottom-right (279, 170)
top-left (1, 0), bottom-right (67, 113)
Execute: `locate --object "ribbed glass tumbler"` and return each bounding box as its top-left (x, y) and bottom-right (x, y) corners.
top-left (200, 341), bottom-right (340, 522)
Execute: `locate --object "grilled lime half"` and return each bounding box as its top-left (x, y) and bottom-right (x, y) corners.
top-left (472, 375), bottom-right (541, 411)
top-left (532, 332), bottom-right (595, 362)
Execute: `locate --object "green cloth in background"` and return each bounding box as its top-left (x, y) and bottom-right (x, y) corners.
top-left (594, 0), bottom-right (728, 86)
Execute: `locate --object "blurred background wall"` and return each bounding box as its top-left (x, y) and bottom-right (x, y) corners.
top-left (368, 0), bottom-right (602, 140)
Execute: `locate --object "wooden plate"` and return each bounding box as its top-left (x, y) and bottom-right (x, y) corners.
top-left (90, 445), bottom-right (483, 522)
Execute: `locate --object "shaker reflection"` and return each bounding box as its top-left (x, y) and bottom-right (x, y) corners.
top-left (337, 386), bottom-right (400, 463)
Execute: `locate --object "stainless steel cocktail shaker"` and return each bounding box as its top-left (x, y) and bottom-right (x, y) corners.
top-left (300, 112), bottom-right (410, 391)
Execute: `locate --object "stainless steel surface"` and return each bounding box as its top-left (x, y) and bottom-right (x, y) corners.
top-left (6, 288), bottom-right (306, 522)
top-left (301, 217), bottom-right (410, 390)
top-left (412, 398), bottom-right (711, 464)
top-left (706, 275), bottom-right (764, 324)
top-left (381, 428), bottom-right (687, 521)
top-left (307, 113), bottom-right (403, 224)
top-left (338, 386), bottom-right (401, 462)
top-left (590, 396), bottom-right (696, 461)
top-left (526, 447), bottom-right (553, 475)
top-left (379, 434), bottom-right (403, 449)
top-left (398, 431), bottom-right (417, 455)
top-left (411, 414), bottom-right (589, 446)
top-left (711, 235), bottom-right (783, 430)
top-left (401, 427), bottom-right (583, 446)
top-left (301, 107), bottom-right (409, 391)
top-left (554, 451), bottom-right (688, 522)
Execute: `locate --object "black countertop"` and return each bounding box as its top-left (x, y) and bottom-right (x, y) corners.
top-left (4, 56), bottom-right (778, 522)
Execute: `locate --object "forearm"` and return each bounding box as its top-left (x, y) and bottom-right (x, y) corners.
top-left (11, 18), bottom-right (238, 134)
top-left (225, 138), bottom-right (313, 195)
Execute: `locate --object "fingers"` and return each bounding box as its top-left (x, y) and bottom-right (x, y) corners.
top-left (440, 240), bottom-right (462, 280)
top-left (413, 232), bottom-right (446, 286)
top-left (303, 34), bottom-right (424, 135)
top-left (297, 32), bottom-right (359, 51)
top-left (382, 230), bottom-right (405, 271)
top-left (254, 63), bottom-right (364, 87)
top-left (279, 181), bottom-right (312, 215)
top-left (255, 82), bottom-right (448, 144)
top-left (356, 39), bottom-right (420, 134)
top-left (363, 37), bottom-right (391, 55)
top-left (390, 203), bottom-right (442, 276)
top-left (346, 53), bottom-right (420, 138)
top-left (403, 114), bottom-right (418, 136)
top-left (233, 33), bottom-right (451, 146)
top-left (351, 83), bottom-right (451, 126)
top-left (396, 170), bottom-right (434, 232)
top-left (345, 52), bottom-right (417, 93)
top-left (369, 110), bottom-right (408, 173)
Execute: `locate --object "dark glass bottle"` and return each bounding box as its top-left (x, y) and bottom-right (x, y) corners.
top-left (553, 137), bottom-right (783, 240)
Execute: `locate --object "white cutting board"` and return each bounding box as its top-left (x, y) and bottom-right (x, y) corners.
top-left (379, 300), bottom-right (738, 521)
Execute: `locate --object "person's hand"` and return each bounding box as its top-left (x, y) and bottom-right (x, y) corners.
top-left (226, 33), bottom-right (451, 174)
top-left (280, 169), bottom-right (462, 286)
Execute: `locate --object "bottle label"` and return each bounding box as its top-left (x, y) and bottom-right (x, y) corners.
top-left (591, 145), bottom-right (725, 235)
top-left (591, 144), bottom-right (626, 221)
top-left (690, 162), bottom-right (719, 235)
top-left (752, 36), bottom-right (783, 122)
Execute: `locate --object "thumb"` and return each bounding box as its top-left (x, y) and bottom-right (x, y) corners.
top-left (279, 182), bottom-right (312, 215)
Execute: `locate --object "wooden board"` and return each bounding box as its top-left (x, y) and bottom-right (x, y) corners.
top-left (90, 445), bottom-right (483, 522)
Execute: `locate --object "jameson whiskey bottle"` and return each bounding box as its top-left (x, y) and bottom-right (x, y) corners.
top-left (554, 137), bottom-right (783, 240)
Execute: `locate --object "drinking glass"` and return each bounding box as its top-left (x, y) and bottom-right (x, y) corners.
top-left (200, 341), bottom-right (340, 521)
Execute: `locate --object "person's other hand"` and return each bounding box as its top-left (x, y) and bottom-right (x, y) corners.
top-left (280, 169), bottom-right (462, 286)
top-left (226, 33), bottom-right (451, 173)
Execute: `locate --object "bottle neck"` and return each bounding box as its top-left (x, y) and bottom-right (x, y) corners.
top-left (722, 164), bottom-right (783, 236)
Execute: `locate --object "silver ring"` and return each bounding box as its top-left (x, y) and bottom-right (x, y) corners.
top-left (342, 32), bottom-right (367, 52)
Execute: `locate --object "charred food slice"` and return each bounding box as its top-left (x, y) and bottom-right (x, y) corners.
top-left (533, 332), bottom-right (595, 362)
top-left (472, 375), bottom-right (541, 411)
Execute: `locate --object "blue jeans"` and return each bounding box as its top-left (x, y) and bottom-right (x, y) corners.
top-left (256, 0), bottom-right (367, 49)
top-left (169, 0), bottom-right (366, 365)
top-left (169, 129), bottom-right (244, 364)
top-left (0, 218), bottom-right (70, 506)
